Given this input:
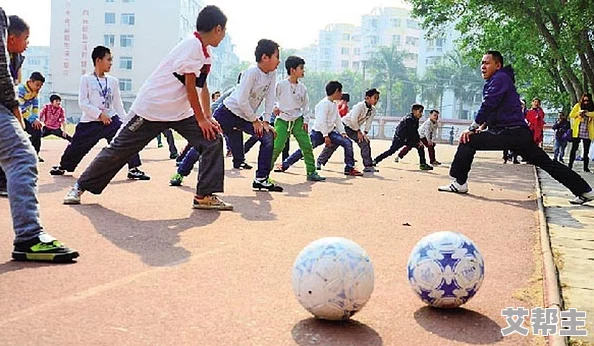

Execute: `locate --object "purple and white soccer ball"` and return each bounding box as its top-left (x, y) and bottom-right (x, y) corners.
top-left (407, 231), bottom-right (484, 308)
top-left (292, 237), bottom-right (375, 320)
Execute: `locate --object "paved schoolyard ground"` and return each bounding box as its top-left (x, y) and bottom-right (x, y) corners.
top-left (0, 139), bottom-right (546, 345)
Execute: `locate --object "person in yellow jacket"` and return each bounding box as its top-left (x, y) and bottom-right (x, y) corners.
top-left (568, 92), bottom-right (594, 172)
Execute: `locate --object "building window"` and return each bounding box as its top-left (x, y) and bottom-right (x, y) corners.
top-left (391, 18), bottom-right (401, 27)
top-left (354, 48), bottom-right (360, 55)
top-left (371, 19), bottom-right (378, 29)
top-left (342, 33), bottom-right (350, 41)
top-left (352, 61), bottom-right (360, 70)
top-left (105, 0), bottom-right (115, 2)
top-left (121, 13), bottom-right (135, 25)
top-left (122, 0), bottom-right (135, 2)
top-left (370, 36), bottom-right (379, 45)
top-left (392, 35), bottom-right (401, 46)
top-left (105, 12), bottom-right (116, 24)
top-left (406, 19), bottom-right (419, 29)
top-left (436, 38), bottom-right (445, 52)
top-left (406, 53), bottom-right (418, 61)
top-left (341, 60), bottom-right (349, 69)
top-left (120, 56), bottom-right (133, 70)
top-left (120, 34), bottom-right (134, 48)
top-left (104, 34), bottom-right (115, 47)
top-left (119, 78), bottom-right (132, 91)
top-left (341, 47), bottom-right (350, 55)
top-left (405, 36), bottom-right (419, 47)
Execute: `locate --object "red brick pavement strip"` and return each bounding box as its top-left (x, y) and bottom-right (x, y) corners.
top-left (0, 139), bottom-right (545, 345)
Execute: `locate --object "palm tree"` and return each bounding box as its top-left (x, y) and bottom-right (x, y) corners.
top-left (367, 46), bottom-right (409, 116)
top-left (444, 51), bottom-right (483, 119)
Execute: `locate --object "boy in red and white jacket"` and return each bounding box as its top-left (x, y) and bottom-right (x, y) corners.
top-left (40, 93), bottom-right (72, 142)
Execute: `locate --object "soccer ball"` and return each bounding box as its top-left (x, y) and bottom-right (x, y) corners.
top-left (407, 231), bottom-right (484, 308)
top-left (292, 237), bottom-right (375, 320)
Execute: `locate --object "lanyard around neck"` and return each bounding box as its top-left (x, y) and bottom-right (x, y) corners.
top-left (94, 72), bottom-right (109, 104)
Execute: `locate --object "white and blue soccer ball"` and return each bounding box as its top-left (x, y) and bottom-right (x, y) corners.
top-left (407, 231), bottom-right (484, 308)
top-left (292, 237), bottom-right (375, 320)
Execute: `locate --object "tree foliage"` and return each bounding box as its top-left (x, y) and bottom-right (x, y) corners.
top-left (409, 0), bottom-right (594, 109)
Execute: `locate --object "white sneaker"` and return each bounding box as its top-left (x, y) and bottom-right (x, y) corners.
top-left (63, 185), bottom-right (84, 205)
top-left (438, 181), bottom-right (469, 194)
top-left (569, 190), bottom-right (594, 205)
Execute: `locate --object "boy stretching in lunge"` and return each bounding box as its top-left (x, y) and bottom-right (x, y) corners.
top-left (50, 45), bottom-right (149, 180)
top-left (17, 71), bottom-right (45, 161)
top-left (64, 5), bottom-right (232, 210)
top-left (316, 88), bottom-right (380, 173)
top-left (279, 81), bottom-right (363, 176)
top-left (394, 109), bottom-right (441, 166)
top-left (40, 93), bottom-right (72, 142)
top-left (271, 55), bottom-right (325, 182)
top-left (373, 103), bottom-right (433, 170)
top-left (213, 39), bottom-right (283, 192)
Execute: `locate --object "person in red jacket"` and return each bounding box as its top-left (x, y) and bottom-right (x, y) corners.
top-left (525, 97), bottom-right (545, 146)
top-left (337, 93), bottom-right (349, 117)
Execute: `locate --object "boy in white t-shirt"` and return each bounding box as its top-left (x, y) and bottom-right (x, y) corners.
top-left (49, 45), bottom-right (149, 180)
top-left (271, 56), bottom-right (324, 181)
top-left (213, 39), bottom-right (283, 192)
top-left (63, 5), bottom-right (232, 210)
top-left (317, 88), bottom-right (380, 173)
top-left (281, 81), bottom-right (363, 176)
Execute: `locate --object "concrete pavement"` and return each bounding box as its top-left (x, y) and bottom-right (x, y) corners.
top-left (0, 138), bottom-right (558, 345)
top-left (537, 162), bottom-right (594, 345)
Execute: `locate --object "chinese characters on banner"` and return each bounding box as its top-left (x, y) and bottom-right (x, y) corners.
top-left (62, 0), bottom-right (71, 76)
top-left (81, 9), bottom-right (90, 75)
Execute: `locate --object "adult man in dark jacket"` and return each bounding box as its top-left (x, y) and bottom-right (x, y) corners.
top-left (372, 103), bottom-right (433, 170)
top-left (438, 50), bottom-right (593, 205)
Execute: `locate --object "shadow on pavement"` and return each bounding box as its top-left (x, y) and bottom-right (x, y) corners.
top-left (0, 260), bottom-right (74, 276)
top-left (291, 317), bottom-right (383, 346)
top-left (414, 306), bottom-right (503, 344)
top-left (467, 160), bottom-right (535, 192)
top-left (72, 204), bottom-right (220, 267)
top-left (219, 193), bottom-right (278, 222)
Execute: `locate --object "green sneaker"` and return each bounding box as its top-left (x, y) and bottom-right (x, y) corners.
top-left (307, 172), bottom-right (326, 182)
top-left (12, 233), bottom-right (79, 263)
top-left (169, 173), bottom-right (184, 186)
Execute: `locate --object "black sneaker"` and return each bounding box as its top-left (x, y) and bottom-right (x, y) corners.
top-left (233, 162), bottom-right (253, 170)
top-left (50, 166), bottom-right (66, 175)
top-left (12, 234), bottom-right (79, 263)
top-left (169, 153), bottom-right (179, 159)
top-left (38, 156), bottom-right (45, 163)
top-left (0, 186), bottom-right (7, 197)
top-left (128, 168), bottom-right (151, 180)
top-left (253, 177), bottom-right (284, 192)
top-left (420, 163), bottom-right (434, 170)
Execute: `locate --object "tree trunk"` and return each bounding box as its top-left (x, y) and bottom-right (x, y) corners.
top-left (581, 30), bottom-right (594, 92)
top-left (558, 67), bottom-right (578, 105)
top-left (528, 7), bottom-right (583, 98)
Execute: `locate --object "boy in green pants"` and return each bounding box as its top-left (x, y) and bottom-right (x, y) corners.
top-left (272, 56), bottom-right (324, 181)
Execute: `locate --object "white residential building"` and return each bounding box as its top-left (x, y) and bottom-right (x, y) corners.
top-left (417, 25), bottom-right (481, 120)
top-left (49, 0), bottom-right (238, 120)
top-left (296, 5), bottom-right (421, 74)
top-left (360, 6), bottom-right (421, 70)
top-left (20, 46), bottom-right (52, 105)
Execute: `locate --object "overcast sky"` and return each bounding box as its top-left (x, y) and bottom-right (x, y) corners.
top-left (2, 0), bottom-right (408, 61)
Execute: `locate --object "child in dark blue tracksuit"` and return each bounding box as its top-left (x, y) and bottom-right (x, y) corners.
top-left (373, 103), bottom-right (432, 170)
